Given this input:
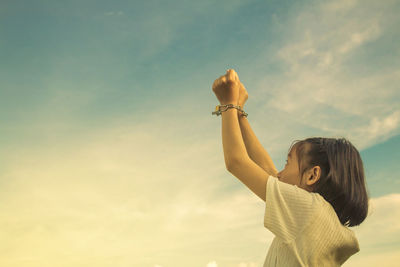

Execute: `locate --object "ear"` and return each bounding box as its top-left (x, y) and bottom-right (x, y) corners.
top-left (305, 166), bottom-right (321, 186)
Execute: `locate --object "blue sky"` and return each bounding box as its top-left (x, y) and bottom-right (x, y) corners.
top-left (1, 0), bottom-right (400, 266)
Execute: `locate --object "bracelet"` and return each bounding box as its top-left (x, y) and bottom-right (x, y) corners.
top-left (212, 104), bottom-right (248, 117)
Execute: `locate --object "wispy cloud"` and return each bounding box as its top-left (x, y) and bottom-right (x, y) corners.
top-left (345, 194), bottom-right (400, 266)
top-left (1, 0), bottom-right (399, 266)
top-left (250, 0), bottom-right (400, 150)
top-left (0, 110), bottom-right (271, 266)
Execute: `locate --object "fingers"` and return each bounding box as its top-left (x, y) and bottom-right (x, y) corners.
top-left (213, 69), bottom-right (239, 90)
top-left (212, 74), bottom-right (227, 90)
top-left (226, 69), bottom-right (239, 81)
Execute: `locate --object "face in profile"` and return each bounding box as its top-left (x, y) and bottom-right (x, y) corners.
top-left (277, 144), bottom-right (320, 192)
top-left (277, 146), bottom-right (302, 187)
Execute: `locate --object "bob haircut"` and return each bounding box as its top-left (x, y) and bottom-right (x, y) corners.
top-left (288, 137), bottom-right (369, 227)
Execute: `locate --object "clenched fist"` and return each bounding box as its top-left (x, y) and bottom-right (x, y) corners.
top-left (212, 69), bottom-right (249, 108)
top-left (212, 69), bottom-right (240, 105)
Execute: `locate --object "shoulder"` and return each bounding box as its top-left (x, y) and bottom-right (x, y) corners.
top-left (267, 175), bottom-right (325, 206)
top-left (264, 175), bottom-right (326, 242)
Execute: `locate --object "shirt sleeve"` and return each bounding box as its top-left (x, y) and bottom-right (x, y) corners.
top-left (264, 175), bottom-right (323, 243)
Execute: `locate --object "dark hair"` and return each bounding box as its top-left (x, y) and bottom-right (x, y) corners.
top-left (289, 137), bottom-right (369, 227)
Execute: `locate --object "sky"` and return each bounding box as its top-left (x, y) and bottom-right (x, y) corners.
top-left (0, 0), bottom-right (399, 266)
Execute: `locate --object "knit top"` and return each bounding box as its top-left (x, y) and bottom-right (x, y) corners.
top-left (263, 175), bottom-right (360, 267)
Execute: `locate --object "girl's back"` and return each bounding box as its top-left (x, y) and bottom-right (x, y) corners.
top-left (263, 175), bottom-right (360, 267)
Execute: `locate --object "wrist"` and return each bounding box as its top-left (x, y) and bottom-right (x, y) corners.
top-left (219, 101), bottom-right (238, 105)
top-left (237, 110), bottom-right (247, 119)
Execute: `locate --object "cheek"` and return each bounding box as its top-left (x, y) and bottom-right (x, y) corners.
top-left (286, 167), bottom-right (299, 180)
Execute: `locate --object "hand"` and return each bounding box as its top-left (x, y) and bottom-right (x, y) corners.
top-left (212, 69), bottom-right (240, 105)
top-left (238, 81), bottom-right (248, 108)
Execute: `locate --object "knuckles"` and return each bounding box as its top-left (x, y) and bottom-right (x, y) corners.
top-left (212, 70), bottom-right (240, 91)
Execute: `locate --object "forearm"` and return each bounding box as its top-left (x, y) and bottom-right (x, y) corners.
top-left (221, 107), bottom-right (249, 169)
top-left (237, 111), bottom-right (278, 176)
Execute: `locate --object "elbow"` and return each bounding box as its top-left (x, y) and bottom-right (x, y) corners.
top-left (225, 160), bottom-right (232, 172)
top-left (225, 159), bottom-right (240, 172)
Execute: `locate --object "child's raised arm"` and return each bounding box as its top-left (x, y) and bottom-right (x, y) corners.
top-left (212, 69), bottom-right (274, 201)
top-left (237, 112), bottom-right (278, 177)
top-left (237, 82), bottom-right (278, 177)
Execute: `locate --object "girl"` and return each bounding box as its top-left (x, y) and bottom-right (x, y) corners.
top-left (212, 69), bottom-right (369, 266)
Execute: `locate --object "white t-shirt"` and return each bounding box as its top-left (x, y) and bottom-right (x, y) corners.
top-left (263, 175), bottom-right (360, 267)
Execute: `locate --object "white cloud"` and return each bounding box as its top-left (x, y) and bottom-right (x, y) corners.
top-left (207, 261), bottom-right (218, 267)
top-left (359, 111), bottom-right (400, 141)
top-left (353, 194), bottom-right (400, 247)
top-left (338, 25), bottom-right (380, 54)
top-left (344, 194), bottom-right (400, 266)
top-left (251, 0), bottom-right (400, 150)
